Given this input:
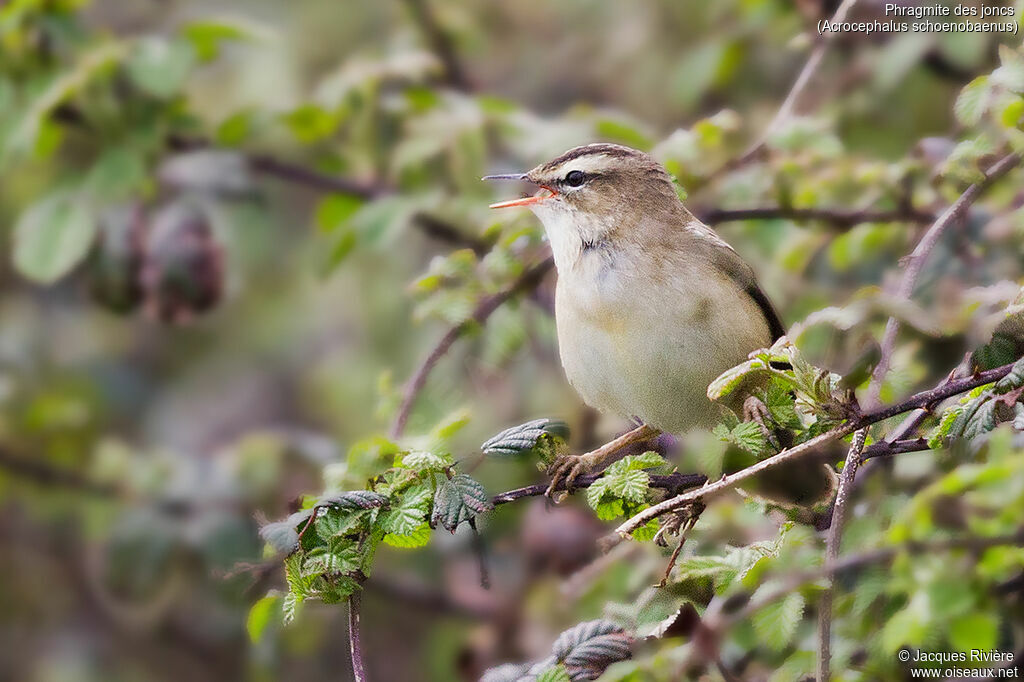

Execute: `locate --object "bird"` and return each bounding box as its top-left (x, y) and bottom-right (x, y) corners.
top-left (484, 143), bottom-right (832, 504)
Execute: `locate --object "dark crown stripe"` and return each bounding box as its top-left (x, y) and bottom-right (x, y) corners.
top-left (540, 144), bottom-right (645, 172)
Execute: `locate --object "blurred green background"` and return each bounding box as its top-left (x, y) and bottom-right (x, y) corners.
top-left (1, 0), bottom-right (1023, 680)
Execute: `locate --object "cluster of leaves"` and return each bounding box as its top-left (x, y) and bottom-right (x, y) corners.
top-left (929, 355), bottom-right (1024, 448)
top-left (481, 620), bottom-right (633, 682)
top-left (257, 416), bottom-right (571, 622)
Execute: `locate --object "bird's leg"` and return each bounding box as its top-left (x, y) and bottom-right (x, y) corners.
top-left (742, 395), bottom-right (780, 449)
top-left (545, 423), bottom-right (659, 499)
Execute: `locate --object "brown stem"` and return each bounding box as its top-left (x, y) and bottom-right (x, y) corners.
top-left (491, 471), bottom-right (708, 506)
top-left (389, 256), bottom-right (554, 438)
top-left (348, 589), bottom-right (368, 682)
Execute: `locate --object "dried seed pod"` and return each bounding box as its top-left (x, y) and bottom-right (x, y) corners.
top-left (88, 204), bottom-right (146, 314)
top-left (140, 199), bottom-right (224, 324)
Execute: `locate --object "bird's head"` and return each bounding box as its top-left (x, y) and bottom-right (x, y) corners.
top-left (483, 144), bottom-right (683, 257)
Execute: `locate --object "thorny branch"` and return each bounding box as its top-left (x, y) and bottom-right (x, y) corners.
top-left (612, 359), bottom-right (1019, 539)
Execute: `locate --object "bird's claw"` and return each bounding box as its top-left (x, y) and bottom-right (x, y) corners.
top-left (545, 452), bottom-right (597, 500)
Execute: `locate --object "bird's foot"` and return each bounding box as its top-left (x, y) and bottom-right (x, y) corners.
top-left (545, 423), bottom-right (659, 501)
top-left (544, 451), bottom-right (601, 499)
top-left (742, 395), bottom-right (779, 449)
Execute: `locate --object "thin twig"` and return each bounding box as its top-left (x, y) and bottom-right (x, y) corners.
top-left (868, 152), bottom-right (1021, 405)
top-left (491, 471), bottom-right (708, 506)
top-left (401, 0), bottom-right (470, 90)
top-left (818, 427), bottom-right (866, 682)
top-left (612, 360), bottom-right (1018, 539)
top-left (0, 447), bottom-right (117, 498)
top-left (348, 588), bottom-right (368, 682)
top-left (731, 0), bottom-right (861, 169)
top-left (389, 256), bottom-right (554, 438)
top-left (700, 205), bottom-right (934, 228)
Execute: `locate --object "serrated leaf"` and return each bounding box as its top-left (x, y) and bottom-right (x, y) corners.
top-left (605, 451), bottom-right (667, 475)
top-left (551, 620), bottom-right (632, 680)
top-left (751, 590), bottom-right (804, 651)
top-left (995, 356), bottom-right (1024, 393)
top-left (481, 418), bottom-right (570, 457)
top-left (716, 421), bottom-right (773, 458)
top-left (707, 357), bottom-right (771, 401)
top-left (400, 450), bottom-right (453, 472)
top-left (431, 474), bottom-right (493, 532)
top-left (383, 522), bottom-right (431, 548)
top-left (316, 490), bottom-right (389, 510)
top-left (13, 189), bottom-right (97, 283)
top-left (603, 468), bottom-right (650, 504)
top-left (378, 486), bottom-right (431, 535)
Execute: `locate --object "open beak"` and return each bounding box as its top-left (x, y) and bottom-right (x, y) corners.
top-left (482, 173), bottom-right (557, 209)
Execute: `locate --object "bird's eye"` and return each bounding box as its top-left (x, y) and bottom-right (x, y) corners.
top-left (564, 170), bottom-right (585, 187)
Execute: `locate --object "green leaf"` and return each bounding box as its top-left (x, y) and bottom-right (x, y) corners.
top-left (383, 522), bottom-right (431, 548)
top-left (605, 451), bottom-right (667, 474)
top-left (603, 468), bottom-right (650, 504)
top-left (400, 450), bottom-right (453, 472)
top-left (481, 418), bottom-right (571, 457)
top-left (316, 490), bottom-right (389, 511)
top-left (948, 612), bottom-right (999, 651)
top-left (432, 473), bottom-right (493, 533)
top-left (247, 594), bottom-right (280, 643)
top-left (715, 421), bottom-right (773, 458)
top-left (283, 104), bottom-right (338, 143)
top-left (13, 189), bottom-right (97, 283)
top-left (994, 356), bottom-right (1024, 393)
top-left (182, 19), bottom-right (258, 61)
top-left (535, 666), bottom-right (571, 682)
top-left (126, 37), bottom-right (196, 98)
top-left (85, 146), bottom-right (148, 200)
top-left (378, 485), bottom-right (432, 535)
top-left (751, 591), bottom-right (804, 651)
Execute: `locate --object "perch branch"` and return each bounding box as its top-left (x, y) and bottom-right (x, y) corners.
top-left (613, 360), bottom-right (1017, 539)
top-left (492, 471), bottom-right (708, 507)
top-left (389, 256), bottom-right (555, 438)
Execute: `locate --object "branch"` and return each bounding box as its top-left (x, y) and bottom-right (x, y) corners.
top-left (389, 256), bottom-right (555, 438)
top-left (0, 447), bottom-right (117, 498)
top-left (730, 0), bottom-right (862, 169)
top-left (492, 471), bottom-right (708, 507)
top-left (868, 152), bottom-right (1021, 405)
top-left (699, 205), bottom-right (934, 228)
top-left (613, 360), bottom-right (1017, 539)
top-left (818, 427), bottom-right (866, 682)
top-left (348, 589), bottom-right (368, 682)
top-left (401, 0), bottom-right (471, 90)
